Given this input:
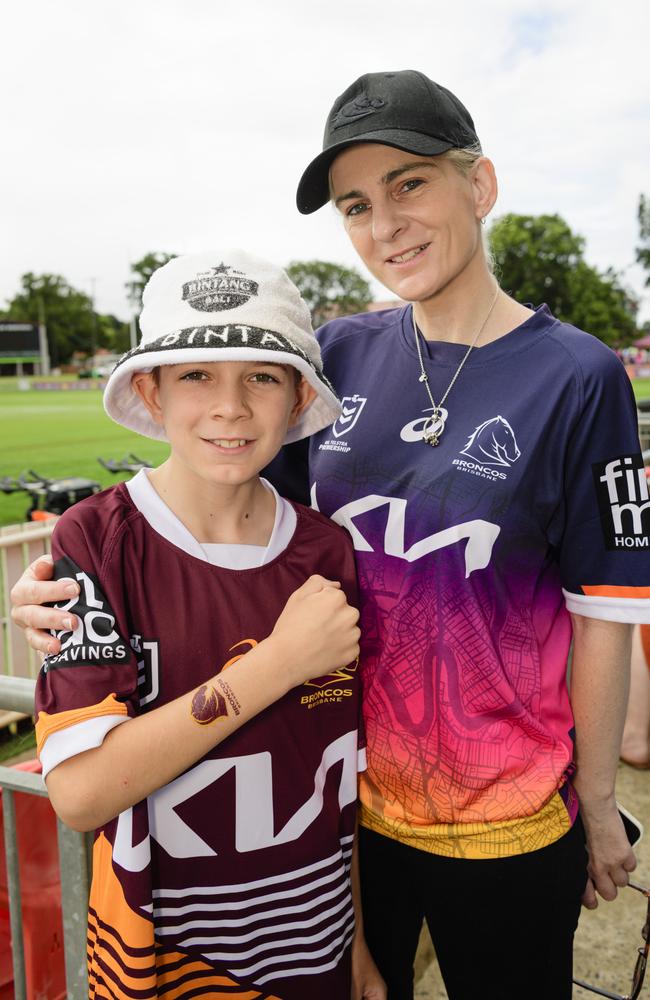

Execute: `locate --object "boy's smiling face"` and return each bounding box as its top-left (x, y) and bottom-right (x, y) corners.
top-left (132, 360), bottom-right (315, 488)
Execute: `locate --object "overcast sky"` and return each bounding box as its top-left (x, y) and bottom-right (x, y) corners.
top-left (2, 0), bottom-right (649, 324)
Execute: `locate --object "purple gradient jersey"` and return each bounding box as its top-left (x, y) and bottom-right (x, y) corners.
top-left (309, 304), bottom-right (650, 860)
top-left (35, 487), bottom-right (363, 1000)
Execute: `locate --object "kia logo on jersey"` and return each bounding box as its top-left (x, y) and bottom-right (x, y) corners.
top-left (332, 395), bottom-right (367, 438)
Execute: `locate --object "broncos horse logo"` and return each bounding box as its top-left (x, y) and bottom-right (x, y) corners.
top-left (460, 415), bottom-right (521, 467)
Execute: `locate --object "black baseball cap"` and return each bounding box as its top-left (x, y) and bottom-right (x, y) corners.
top-left (296, 70), bottom-right (480, 215)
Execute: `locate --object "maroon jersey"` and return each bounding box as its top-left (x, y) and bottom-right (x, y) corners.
top-left (35, 483), bottom-right (363, 1000)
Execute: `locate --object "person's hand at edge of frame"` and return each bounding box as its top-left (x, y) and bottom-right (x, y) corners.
top-left (10, 555), bottom-right (79, 656)
top-left (580, 796), bottom-right (637, 909)
top-left (351, 933), bottom-right (387, 1000)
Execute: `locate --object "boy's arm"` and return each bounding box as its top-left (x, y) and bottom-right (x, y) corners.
top-left (46, 574), bottom-right (360, 832)
top-left (350, 822), bottom-right (387, 1000)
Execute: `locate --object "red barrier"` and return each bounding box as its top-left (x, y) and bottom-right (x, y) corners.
top-left (0, 759), bottom-right (66, 1000)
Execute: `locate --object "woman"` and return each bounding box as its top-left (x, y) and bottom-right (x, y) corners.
top-left (12, 70), bottom-right (650, 999)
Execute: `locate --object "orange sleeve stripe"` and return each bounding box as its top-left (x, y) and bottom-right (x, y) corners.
top-left (581, 585), bottom-right (650, 599)
top-left (36, 693), bottom-right (128, 753)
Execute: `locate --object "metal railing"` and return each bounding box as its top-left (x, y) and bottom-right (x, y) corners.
top-left (0, 676), bottom-right (91, 999)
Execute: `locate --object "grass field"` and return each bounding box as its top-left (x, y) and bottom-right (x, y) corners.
top-left (632, 378), bottom-right (650, 399)
top-left (1, 376), bottom-right (649, 528)
top-left (631, 377), bottom-right (650, 400)
top-left (0, 381), bottom-right (169, 526)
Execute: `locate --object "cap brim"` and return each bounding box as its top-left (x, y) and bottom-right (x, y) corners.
top-left (103, 348), bottom-right (341, 445)
top-left (296, 129), bottom-right (454, 214)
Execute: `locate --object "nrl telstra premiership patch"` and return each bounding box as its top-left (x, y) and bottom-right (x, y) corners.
top-left (592, 454), bottom-right (650, 550)
top-left (182, 263), bottom-right (259, 312)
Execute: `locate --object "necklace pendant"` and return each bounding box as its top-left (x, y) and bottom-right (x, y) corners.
top-left (422, 411), bottom-right (445, 447)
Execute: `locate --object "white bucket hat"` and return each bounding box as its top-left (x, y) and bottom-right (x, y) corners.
top-left (103, 250), bottom-right (341, 443)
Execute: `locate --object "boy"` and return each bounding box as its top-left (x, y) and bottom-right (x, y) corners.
top-left (35, 252), bottom-right (383, 999)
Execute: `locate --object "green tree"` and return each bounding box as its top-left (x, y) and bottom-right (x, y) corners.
top-left (4, 273), bottom-right (96, 366)
top-left (97, 313), bottom-right (130, 355)
top-left (489, 214), bottom-right (584, 319)
top-left (567, 264), bottom-right (638, 348)
top-left (286, 260), bottom-right (372, 328)
top-left (636, 194), bottom-right (650, 284)
top-left (489, 213), bottom-right (637, 348)
top-left (127, 252), bottom-right (177, 309)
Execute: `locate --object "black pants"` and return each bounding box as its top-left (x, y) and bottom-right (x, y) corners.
top-left (359, 821), bottom-right (588, 1000)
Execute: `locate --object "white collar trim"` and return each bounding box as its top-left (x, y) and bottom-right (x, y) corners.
top-left (125, 469), bottom-right (296, 568)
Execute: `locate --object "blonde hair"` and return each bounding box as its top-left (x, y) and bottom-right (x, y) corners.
top-left (440, 143), bottom-right (495, 273)
top-left (438, 142), bottom-right (483, 176)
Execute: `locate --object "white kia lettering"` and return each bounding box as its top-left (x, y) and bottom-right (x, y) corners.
top-left (113, 731), bottom-right (358, 871)
top-left (311, 486), bottom-right (500, 577)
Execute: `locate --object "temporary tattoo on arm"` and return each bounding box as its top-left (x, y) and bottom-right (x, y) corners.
top-left (215, 678), bottom-right (241, 717)
top-left (191, 683), bottom-right (228, 725)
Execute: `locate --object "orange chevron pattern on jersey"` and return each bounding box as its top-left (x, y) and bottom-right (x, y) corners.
top-left (87, 834), bottom-right (280, 1000)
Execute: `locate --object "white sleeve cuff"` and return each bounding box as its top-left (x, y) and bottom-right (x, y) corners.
top-left (563, 589), bottom-right (650, 624)
top-left (40, 714), bottom-right (130, 778)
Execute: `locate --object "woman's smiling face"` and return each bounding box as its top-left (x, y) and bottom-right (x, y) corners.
top-left (330, 144), bottom-right (495, 303)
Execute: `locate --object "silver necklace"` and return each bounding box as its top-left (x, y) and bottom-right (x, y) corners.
top-left (412, 284), bottom-right (500, 446)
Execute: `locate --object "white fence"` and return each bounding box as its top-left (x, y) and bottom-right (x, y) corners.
top-left (0, 520), bottom-right (56, 682)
